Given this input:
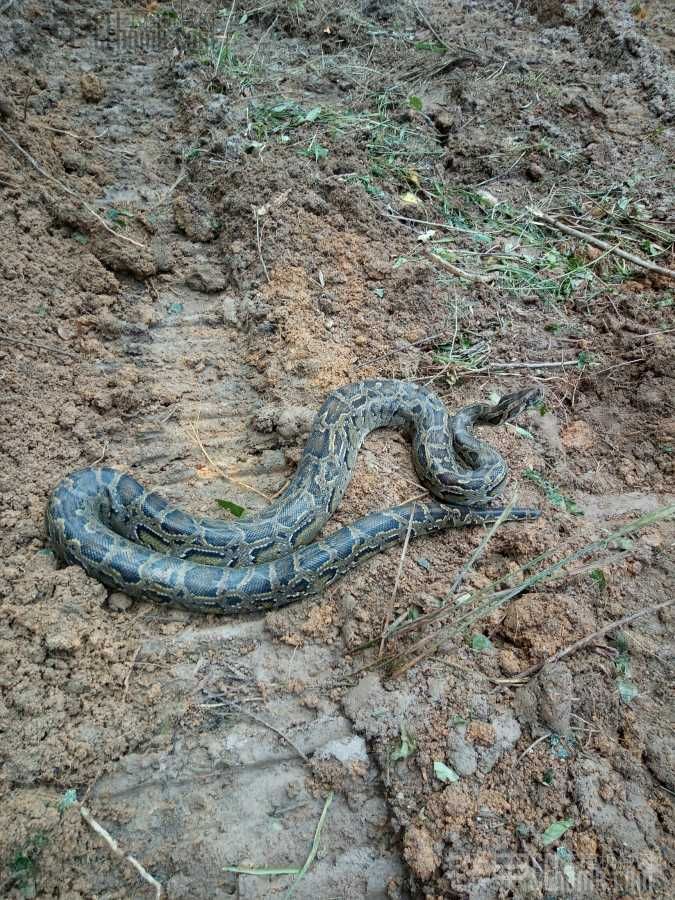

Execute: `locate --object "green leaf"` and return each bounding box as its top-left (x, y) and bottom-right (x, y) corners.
top-left (413, 40), bottom-right (446, 53)
top-left (302, 141), bottom-right (329, 162)
top-left (617, 678), bottom-right (638, 704)
top-left (216, 499), bottom-right (246, 518)
top-left (522, 469), bottom-right (583, 516)
top-left (304, 106), bottom-right (323, 123)
top-left (433, 761), bottom-right (460, 782)
top-left (614, 649), bottom-right (631, 676)
top-left (589, 569), bottom-right (606, 592)
top-left (576, 350), bottom-right (597, 370)
top-left (470, 633), bottom-right (493, 652)
top-left (391, 724), bottom-right (417, 762)
top-left (224, 865), bottom-right (302, 876)
top-left (57, 788), bottom-right (78, 814)
top-left (540, 818), bottom-right (574, 846)
top-left (408, 95), bottom-right (423, 111)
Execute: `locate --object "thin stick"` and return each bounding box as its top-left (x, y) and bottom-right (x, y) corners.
top-left (214, 0), bottom-right (237, 73)
top-left (379, 505), bottom-right (416, 657)
top-left (424, 248), bottom-right (497, 283)
top-left (527, 206), bottom-right (675, 280)
top-left (219, 701), bottom-right (310, 763)
top-left (79, 805), bottom-right (162, 899)
top-left (0, 124), bottom-right (146, 250)
top-left (0, 332), bottom-right (79, 359)
top-left (411, 0), bottom-right (480, 59)
top-left (389, 213), bottom-right (469, 233)
top-left (489, 359), bottom-right (579, 370)
top-left (516, 732), bottom-right (551, 764)
top-left (515, 597), bottom-right (675, 680)
top-left (447, 495), bottom-right (516, 597)
top-left (122, 645), bottom-right (141, 702)
top-left (183, 419), bottom-right (272, 501)
top-left (254, 206), bottom-right (270, 283)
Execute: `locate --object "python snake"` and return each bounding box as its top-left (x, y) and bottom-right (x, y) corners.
top-left (46, 379), bottom-right (542, 613)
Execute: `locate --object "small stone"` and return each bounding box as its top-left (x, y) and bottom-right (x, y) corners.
top-left (108, 591), bottom-right (133, 612)
top-left (403, 825), bottom-right (439, 881)
top-left (515, 662), bottom-right (573, 736)
top-left (222, 295), bottom-right (238, 325)
top-left (185, 263), bottom-right (227, 293)
top-left (317, 735), bottom-right (369, 764)
top-left (561, 420), bottom-right (595, 451)
top-left (498, 648), bottom-right (522, 675)
top-left (645, 737), bottom-right (674, 792)
top-left (434, 109), bottom-right (453, 134)
top-left (466, 721), bottom-right (496, 747)
top-left (0, 96), bottom-right (16, 119)
top-left (447, 724), bottom-right (478, 776)
top-left (526, 162), bottom-right (545, 181)
top-left (80, 73), bottom-right (106, 103)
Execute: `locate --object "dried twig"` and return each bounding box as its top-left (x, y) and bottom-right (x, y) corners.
top-left (489, 359), bottom-right (579, 370)
top-left (411, 0), bottom-right (481, 61)
top-left (0, 332), bottom-right (79, 359)
top-left (215, 700), bottom-right (310, 763)
top-left (448, 495), bottom-right (516, 596)
top-left (516, 732), bottom-right (551, 764)
top-left (0, 124), bottom-right (146, 249)
top-left (214, 0), bottom-right (237, 73)
top-left (183, 419), bottom-right (272, 501)
top-left (79, 804), bottom-right (162, 899)
top-left (527, 206), bottom-right (675, 280)
top-left (253, 206), bottom-right (270, 283)
top-left (515, 597), bottom-right (675, 680)
top-left (424, 248), bottom-right (497, 283)
top-left (379, 505), bottom-right (416, 657)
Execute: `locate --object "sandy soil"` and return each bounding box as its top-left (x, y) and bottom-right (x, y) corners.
top-left (0, 1), bottom-right (673, 898)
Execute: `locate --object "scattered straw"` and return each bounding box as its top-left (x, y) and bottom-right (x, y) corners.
top-left (379, 505), bottom-right (416, 657)
top-left (183, 418), bottom-right (272, 502)
top-left (224, 791), bottom-right (334, 896)
top-left (210, 700), bottom-right (309, 763)
top-left (527, 206), bottom-right (675, 280)
top-left (367, 503), bottom-right (675, 676)
top-left (0, 124), bottom-right (146, 249)
top-left (79, 804), bottom-right (162, 899)
top-left (447, 494), bottom-right (517, 597)
top-left (515, 596), bottom-right (675, 680)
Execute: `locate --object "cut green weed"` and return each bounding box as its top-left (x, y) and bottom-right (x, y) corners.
top-left (612, 632), bottom-right (639, 704)
top-left (215, 499), bottom-right (246, 517)
top-left (225, 791), bottom-right (334, 898)
top-left (368, 504), bottom-right (674, 676)
top-left (522, 469), bottom-right (584, 516)
top-left (7, 832), bottom-right (48, 898)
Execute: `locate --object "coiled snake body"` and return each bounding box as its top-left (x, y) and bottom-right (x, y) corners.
top-left (46, 380), bottom-right (542, 613)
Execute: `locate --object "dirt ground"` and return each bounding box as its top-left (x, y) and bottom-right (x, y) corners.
top-left (1, 1), bottom-right (673, 897)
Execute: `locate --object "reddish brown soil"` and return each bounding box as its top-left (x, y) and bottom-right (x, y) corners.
top-left (1, 2), bottom-right (673, 898)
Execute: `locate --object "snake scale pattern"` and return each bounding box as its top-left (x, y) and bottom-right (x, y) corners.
top-left (46, 380), bottom-right (542, 613)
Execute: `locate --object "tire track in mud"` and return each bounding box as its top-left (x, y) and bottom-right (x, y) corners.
top-left (53, 11), bottom-right (405, 899)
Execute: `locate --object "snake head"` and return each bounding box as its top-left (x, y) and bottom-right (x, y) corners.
top-left (483, 387), bottom-right (544, 426)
